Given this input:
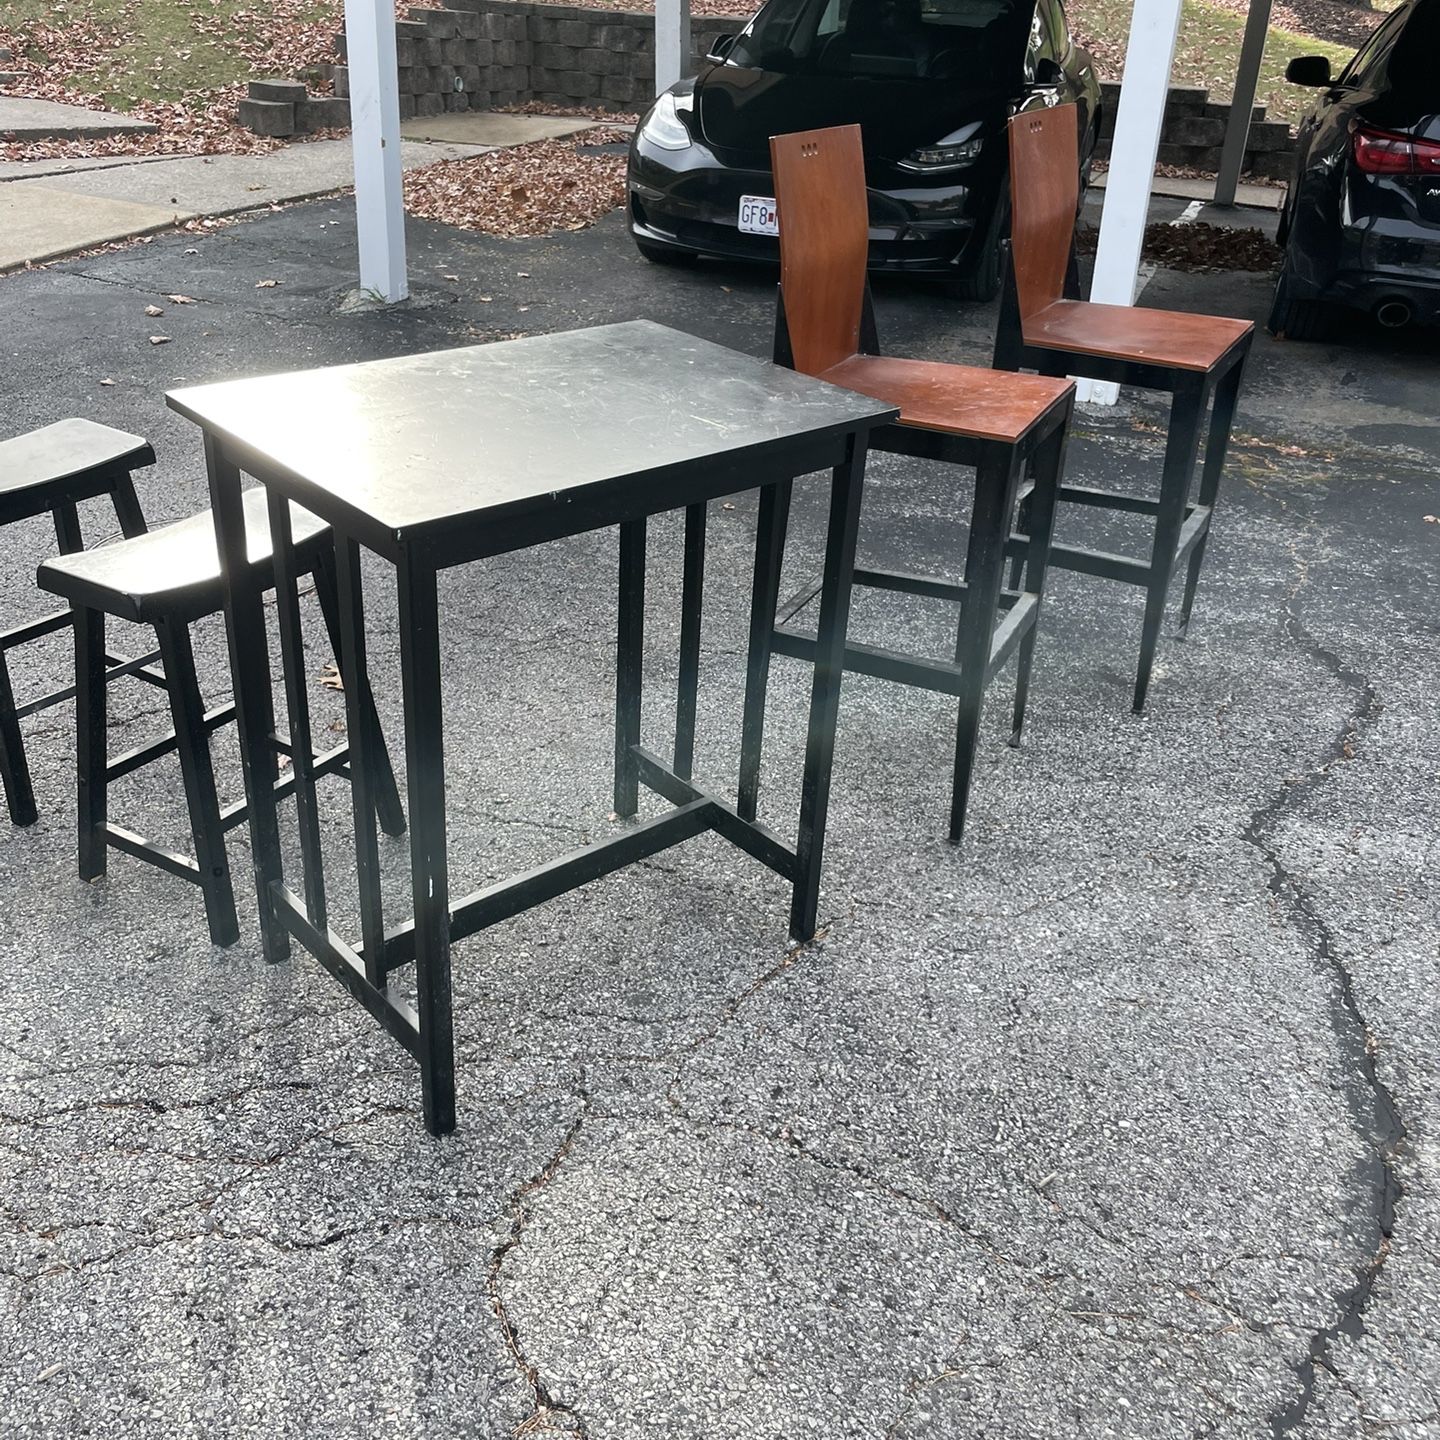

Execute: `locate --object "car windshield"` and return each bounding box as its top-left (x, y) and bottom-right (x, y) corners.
top-left (727, 0), bottom-right (1031, 81)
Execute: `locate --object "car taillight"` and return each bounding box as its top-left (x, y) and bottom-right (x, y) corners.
top-left (1352, 123), bottom-right (1440, 175)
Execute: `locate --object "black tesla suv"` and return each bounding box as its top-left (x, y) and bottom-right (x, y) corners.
top-left (1270, 0), bottom-right (1440, 338)
top-left (626, 0), bottom-right (1101, 300)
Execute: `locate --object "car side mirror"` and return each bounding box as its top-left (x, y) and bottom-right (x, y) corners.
top-left (1034, 56), bottom-right (1064, 87)
top-left (1285, 55), bottom-right (1333, 87)
top-left (706, 33), bottom-right (737, 63)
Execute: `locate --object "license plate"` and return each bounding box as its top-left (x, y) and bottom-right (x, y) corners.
top-left (738, 195), bottom-right (779, 236)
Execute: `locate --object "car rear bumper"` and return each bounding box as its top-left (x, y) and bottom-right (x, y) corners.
top-left (628, 135), bottom-right (990, 276)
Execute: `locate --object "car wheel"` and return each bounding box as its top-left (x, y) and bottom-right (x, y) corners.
top-left (635, 239), bottom-right (697, 268)
top-left (1268, 265), bottom-right (1330, 342)
top-left (943, 194), bottom-right (1009, 303)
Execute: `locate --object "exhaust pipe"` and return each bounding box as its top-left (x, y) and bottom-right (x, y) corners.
top-left (1375, 298), bottom-right (1413, 329)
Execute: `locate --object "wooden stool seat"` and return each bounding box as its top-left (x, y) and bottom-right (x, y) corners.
top-left (39, 488), bottom-right (328, 624)
top-left (1024, 300), bottom-right (1252, 374)
top-left (820, 356), bottom-right (1073, 443)
top-left (0, 419), bottom-right (155, 525)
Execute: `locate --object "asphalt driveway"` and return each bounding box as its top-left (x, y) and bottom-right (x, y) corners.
top-left (0, 201), bottom-right (1436, 1440)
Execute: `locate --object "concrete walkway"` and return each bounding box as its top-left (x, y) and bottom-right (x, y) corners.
top-left (0, 94), bottom-right (157, 141)
top-left (0, 113), bottom-right (602, 271)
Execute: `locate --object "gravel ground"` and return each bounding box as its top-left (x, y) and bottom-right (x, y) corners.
top-left (0, 198), bottom-right (1436, 1439)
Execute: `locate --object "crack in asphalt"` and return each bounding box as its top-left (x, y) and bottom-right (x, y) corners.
top-left (487, 1087), bottom-right (593, 1439)
top-left (1243, 535), bottom-right (1406, 1438)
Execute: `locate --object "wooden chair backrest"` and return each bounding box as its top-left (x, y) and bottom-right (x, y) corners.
top-left (1007, 104), bottom-right (1080, 321)
top-left (771, 124), bottom-right (869, 376)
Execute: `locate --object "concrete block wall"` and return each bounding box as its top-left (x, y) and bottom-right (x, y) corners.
top-left (1095, 81), bottom-right (1297, 181)
top-left (329, 2), bottom-right (736, 119)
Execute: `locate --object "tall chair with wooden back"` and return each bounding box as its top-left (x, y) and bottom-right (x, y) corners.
top-left (759, 123), bottom-right (1075, 843)
top-left (996, 104), bottom-right (1255, 714)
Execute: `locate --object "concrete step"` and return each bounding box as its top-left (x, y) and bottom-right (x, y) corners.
top-left (0, 95), bottom-right (158, 141)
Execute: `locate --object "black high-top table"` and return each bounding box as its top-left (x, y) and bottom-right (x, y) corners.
top-left (168, 321), bottom-right (895, 1135)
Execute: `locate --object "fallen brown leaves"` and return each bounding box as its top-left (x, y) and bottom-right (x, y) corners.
top-left (402, 132), bottom-right (628, 238)
top-left (1077, 220), bottom-right (1281, 274)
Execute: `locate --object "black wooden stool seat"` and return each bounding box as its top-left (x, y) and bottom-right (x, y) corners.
top-left (38, 489), bottom-right (404, 947)
top-left (39, 488), bottom-right (329, 623)
top-left (0, 419), bottom-right (154, 525)
top-left (1, 418), bottom-right (154, 828)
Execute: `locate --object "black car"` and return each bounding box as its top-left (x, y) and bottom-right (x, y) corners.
top-left (1270, 0), bottom-right (1440, 338)
top-left (626, 0), bottom-right (1101, 299)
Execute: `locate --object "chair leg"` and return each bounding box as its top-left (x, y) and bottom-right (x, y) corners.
top-left (155, 618), bottom-right (239, 947)
top-left (75, 606), bottom-right (107, 876)
top-left (1011, 409), bottom-right (1069, 746)
top-left (1134, 378), bottom-right (1208, 714)
top-left (0, 645), bottom-right (38, 828)
top-left (110, 473), bottom-right (148, 539)
top-left (1180, 351), bottom-right (1248, 636)
top-left (312, 547), bottom-right (406, 839)
top-left (950, 444), bottom-right (1023, 845)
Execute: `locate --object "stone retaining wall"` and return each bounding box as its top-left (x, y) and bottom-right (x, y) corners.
top-left (1096, 81), bottom-right (1297, 182)
top-left (332, 2), bottom-right (735, 117)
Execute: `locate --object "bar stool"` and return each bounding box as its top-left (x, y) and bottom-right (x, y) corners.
top-left (1, 419), bottom-right (155, 826)
top-left (37, 489), bottom-right (405, 947)
top-left (761, 124), bottom-right (1075, 843)
top-left (994, 103), bottom-right (1255, 714)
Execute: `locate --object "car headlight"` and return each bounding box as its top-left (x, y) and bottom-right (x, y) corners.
top-left (640, 93), bottom-right (692, 151)
top-left (898, 137), bottom-right (984, 173)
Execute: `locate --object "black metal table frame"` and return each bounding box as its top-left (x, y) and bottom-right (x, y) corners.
top-left (203, 427), bottom-right (871, 1136)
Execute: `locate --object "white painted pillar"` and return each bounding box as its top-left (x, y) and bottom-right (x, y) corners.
top-left (344, 0), bottom-right (408, 302)
top-left (655, 0), bottom-right (691, 95)
top-left (1215, 0), bottom-right (1274, 207)
top-left (1079, 0), bottom-right (1183, 405)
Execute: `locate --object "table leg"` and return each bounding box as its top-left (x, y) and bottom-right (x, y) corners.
top-left (674, 502), bottom-right (707, 782)
top-left (266, 491), bottom-right (327, 932)
top-left (329, 535), bottom-right (389, 989)
top-left (397, 555), bottom-right (456, 1137)
top-left (738, 479), bottom-right (793, 824)
top-left (614, 517), bottom-right (646, 820)
top-left (790, 440), bottom-right (865, 941)
top-left (204, 435), bottom-right (288, 961)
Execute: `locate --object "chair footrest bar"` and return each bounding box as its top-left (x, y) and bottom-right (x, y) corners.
top-left (986, 592), bottom-right (1040, 683)
top-left (774, 623), bottom-right (969, 698)
top-left (107, 702), bottom-right (236, 783)
top-left (273, 884), bottom-right (421, 1061)
top-left (13, 646), bottom-right (166, 721)
top-left (633, 745), bottom-right (797, 883)
top-left (1016, 538), bottom-right (1151, 587)
top-left (374, 796), bottom-right (720, 975)
top-left (1, 608), bottom-right (73, 651)
top-left (777, 574), bottom-right (823, 626)
top-left (853, 566), bottom-right (968, 604)
top-left (105, 824), bottom-right (201, 884)
top-left (1057, 484), bottom-right (1163, 517)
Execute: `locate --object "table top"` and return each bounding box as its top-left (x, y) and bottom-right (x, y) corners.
top-left (168, 321), bottom-right (896, 558)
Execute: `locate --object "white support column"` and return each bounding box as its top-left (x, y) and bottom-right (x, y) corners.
top-left (1215, 0), bottom-right (1274, 207)
top-left (1079, 0), bottom-right (1183, 405)
top-left (344, 0), bottom-right (408, 303)
top-left (655, 0), bottom-right (691, 96)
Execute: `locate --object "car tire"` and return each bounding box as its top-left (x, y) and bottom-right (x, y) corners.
top-left (944, 193), bottom-right (1009, 303)
top-left (635, 239), bottom-right (697, 268)
top-left (1268, 266), bottom-right (1330, 342)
